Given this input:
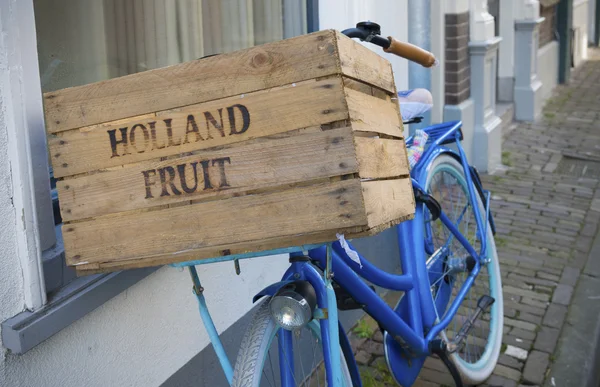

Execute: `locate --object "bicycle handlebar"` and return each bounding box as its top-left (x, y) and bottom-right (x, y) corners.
top-left (383, 37), bottom-right (437, 68)
top-left (341, 22), bottom-right (437, 68)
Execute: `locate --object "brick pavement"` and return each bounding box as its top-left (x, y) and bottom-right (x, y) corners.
top-left (351, 51), bottom-right (600, 386)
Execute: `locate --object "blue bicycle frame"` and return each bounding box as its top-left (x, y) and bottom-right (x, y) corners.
top-left (282, 120), bottom-right (492, 386)
top-left (177, 120), bottom-right (493, 387)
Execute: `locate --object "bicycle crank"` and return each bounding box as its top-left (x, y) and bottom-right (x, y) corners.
top-left (446, 295), bottom-right (495, 353)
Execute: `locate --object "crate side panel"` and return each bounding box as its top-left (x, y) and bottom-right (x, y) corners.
top-left (361, 178), bottom-right (415, 229)
top-left (63, 179), bottom-right (368, 266)
top-left (58, 127), bottom-right (358, 221)
top-left (49, 77), bottom-right (348, 178)
top-left (45, 30), bottom-right (341, 133)
top-left (344, 87), bottom-right (404, 138)
top-left (73, 229), bottom-right (348, 274)
top-left (354, 137), bottom-right (409, 179)
top-left (335, 31), bottom-right (396, 94)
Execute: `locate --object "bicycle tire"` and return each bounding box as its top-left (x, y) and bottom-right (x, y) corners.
top-left (423, 154), bottom-right (503, 384)
top-left (232, 298), bottom-right (353, 387)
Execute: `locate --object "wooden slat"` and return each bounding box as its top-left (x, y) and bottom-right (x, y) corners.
top-left (63, 179), bottom-right (368, 266)
top-left (44, 30), bottom-right (342, 133)
top-left (49, 77), bottom-right (348, 177)
top-left (58, 127), bottom-right (358, 221)
top-left (73, 229), bottom-right (348, 274)
top-left (361, 178), bottom-right (415, 228)
top-left (355, 137), bottom-right (409, 179)
top-left (345, 87), bottom-right (403, 138)
top-left (335, 31), bottom-right (396, 93)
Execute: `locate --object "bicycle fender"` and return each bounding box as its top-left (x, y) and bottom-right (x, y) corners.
top-left (252, 280), bottom-right (294, 303)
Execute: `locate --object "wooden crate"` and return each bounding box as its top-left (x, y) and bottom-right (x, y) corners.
top-left (44, 29), bottom-right (415, 274)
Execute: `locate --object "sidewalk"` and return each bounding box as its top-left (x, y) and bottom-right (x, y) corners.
top-left (352, 50), bottom-right (600, 386)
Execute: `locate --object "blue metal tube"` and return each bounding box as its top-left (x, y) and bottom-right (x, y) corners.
top-left (455, 139), bottom-right (487, 256)
top-left (302, 264), bottom-right (337, 386)
top-left (278, 329), bottom-right (295, 387)
top-left (308, 247), bottom-right (428, 354)
top-left (426, 259), bottom-right (481, 341)
top-left (331, 241), bottom-right (414, 291)
top-left (188, 267), bottom-right (234, 385)
top-left (397, 205), bottom-right (438, 330)
top-left (395, 222), bottom-right (424, 335)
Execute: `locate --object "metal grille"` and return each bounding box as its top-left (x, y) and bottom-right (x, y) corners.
top-left (556, 157), bottom-right (600, 179)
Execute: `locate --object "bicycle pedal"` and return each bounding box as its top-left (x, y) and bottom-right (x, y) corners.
top-left (447, 295), bottom-right (495, 353)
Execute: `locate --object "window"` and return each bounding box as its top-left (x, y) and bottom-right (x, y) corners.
top-left (2, 0), bottom-right (315, 354)
top-left (36, 0), bottom-right (309, 292)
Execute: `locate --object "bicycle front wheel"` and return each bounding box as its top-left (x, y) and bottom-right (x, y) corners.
top-left (232, 299), bottom-right (353, 387)
top-left (423, 154), bottom-right (503, 384)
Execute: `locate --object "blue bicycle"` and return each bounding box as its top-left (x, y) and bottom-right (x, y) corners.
top-left (196, 23), bottom-right (504, 387)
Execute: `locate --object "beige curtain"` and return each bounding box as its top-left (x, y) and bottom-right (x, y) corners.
top-left (35, 0), bottom-right (307, 91)
top-left (103, 0), bottom-right (205, 77)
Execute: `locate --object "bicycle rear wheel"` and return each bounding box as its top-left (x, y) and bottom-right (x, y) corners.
top-left (232, 299), bottom-right (353, 387)
top-left (423, 154), bottom-right (503, 384)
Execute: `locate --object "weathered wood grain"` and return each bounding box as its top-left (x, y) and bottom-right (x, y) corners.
top-left (44, 30), bottom-right (342, 133)
top-left (336, 30), bottom-right (396, 93)
top-left (362, 178), bottom-right (415, 228)
top-left (63, 179), bottom-right (368, 266)
top-left (49, 77), bottom-right (348, 177)
top-left (58, 127), bottom-right (358, 221)
top-left (345, 87), bottom-right (403, 138)
top-left (355, 137), bottom-right (409, 179)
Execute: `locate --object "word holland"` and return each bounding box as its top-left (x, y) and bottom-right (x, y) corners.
top-left (106, 104), bottom-right (250, 158)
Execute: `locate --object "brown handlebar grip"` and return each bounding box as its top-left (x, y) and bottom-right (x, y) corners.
top-left (383, 37), bottom-right (437, 68)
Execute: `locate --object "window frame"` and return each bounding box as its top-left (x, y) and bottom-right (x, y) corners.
top-left (2, 0), bottom-right (319, 355)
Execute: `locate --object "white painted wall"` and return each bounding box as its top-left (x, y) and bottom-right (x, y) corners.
top-left (574, 0), bottom-right (589, 67)
top-left (0, 88), bottom-right (27, 381)
top-left (538, 41), bottom-right (560, 102)
top-left (1, 259), bottom-right (290, 386)
top-left (447, 0), bottom-right (470, 14)
top-left (319, 0), bottom-right (409, 91)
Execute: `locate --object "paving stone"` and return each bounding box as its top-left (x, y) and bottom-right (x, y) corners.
top-left (534, 326), bottom-right (560, 353)
top-left (498, 353), bottom-right (525, 371)
top-left (534, 285), bottom-right (554, 295)
top-left (350, 336), bottom-right (367, 353)
top-left (413, 379), bottom-right (438, 387)
top-left (518, 312), bottom-right (544, 325)
top-left (503, 286), bottom-right (551, 302)
top-left (503, 300), bottom-right (546, 317)
top-left (508, 273), bottom-right (557, 287)
top-left (522, 350), bottom-right (550, 385)
top-left (504, 316), bottom-right (538, 331)
top-left (486, 374), bottom-right (518, 387)
top-left (552, 284), bottom-right (574, 305)
top-left (360, 340), bottom-right (384, 357)
top-left (537, 271), bottom-right (561, 282)
top-left (542, 303), bottom-right (567, 328)
top-left (354, 350), bottom-right (371, 365)
top-left (559, 266), bottom-right (580, 287)
top-left (504, 345), bottom-right (528, 360)
top-left (418, 368), bottom-right (454, 386)
top-left (503, 334), bottom-right (533, 350)
top-left (509, 327), bottom-right (537, 341)
top-left (372, 330), bottom-right (383, 343)
top-left (493, 364), bottom-right (522, 381)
